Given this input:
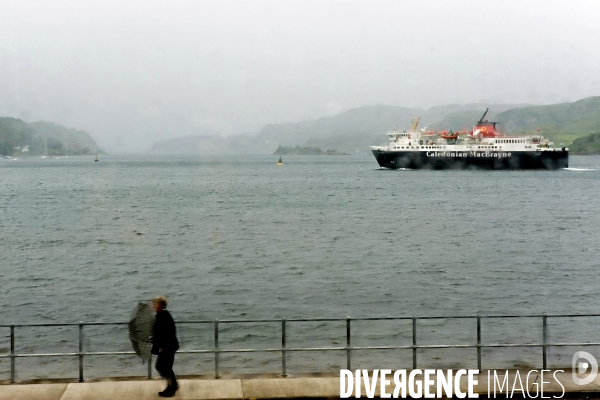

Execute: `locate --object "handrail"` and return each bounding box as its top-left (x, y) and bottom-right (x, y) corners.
top-left (2, 313), bottom-right (600, 383)
top-left (4, 312), bottom-right (600, 327)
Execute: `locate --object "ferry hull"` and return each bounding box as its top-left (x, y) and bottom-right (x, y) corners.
top-left (371, 150), bottom-right (569, 170)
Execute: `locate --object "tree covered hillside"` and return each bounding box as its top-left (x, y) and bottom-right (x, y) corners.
top-left (147, 96), bottom-right (600, 154)
top-left (569, 132), bottom-right (600, 154)
top-left (255, 103), bottom-right (526, 154)
top-left (498, 97), bottom-right (600, 145)
top-left (254, 105), bottom-right (421, 153)
top-left (0, 117), bottom-right (102, 156)
top-left (0, 118), bottom-right (44, 155)
top-left (427, 110), bottom-right (500, 131)
top-left (422, 97), bottom-right (600, 147)
top-left (29, 121), bottom-right (102, 155)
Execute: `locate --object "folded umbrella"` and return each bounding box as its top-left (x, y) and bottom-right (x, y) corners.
top-left (129, 300), bottom-right (154, 361)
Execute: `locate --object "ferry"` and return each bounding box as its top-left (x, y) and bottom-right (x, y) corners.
top-left (369, 109), bottom-right (568, 170)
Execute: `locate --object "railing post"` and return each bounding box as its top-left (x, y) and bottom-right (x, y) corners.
top-left (78, 322), bottom-right (84, 382)
top-left (281, 319), bottom-right (287, 377)
top-left (346, 317), bottom-right (351, 370)
top-left (214, 320), bottom-right (220, 378)
top-left (148, 354), bottom-right (152, 379)
top-left (10, 324), bottom-right (15, 383)
top-left (477, 315), bottom-right (482, 370)
top-left (542, 313), bottom-right (547, 369)
top-left (412, 317), bottom-right (417, 369)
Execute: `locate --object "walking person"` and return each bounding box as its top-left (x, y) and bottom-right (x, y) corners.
top-left (152, 296), bottom-right (180, 397)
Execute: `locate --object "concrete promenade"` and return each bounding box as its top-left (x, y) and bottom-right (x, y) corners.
top-left (2, 370), bottom-right (600, 399)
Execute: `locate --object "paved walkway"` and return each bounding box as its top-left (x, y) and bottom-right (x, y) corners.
top-left (1, 370), bottom-right (600, 399)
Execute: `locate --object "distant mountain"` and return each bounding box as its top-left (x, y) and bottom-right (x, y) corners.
top-left (499, 97), bottom-right (600, 131)
top-left (423, 103), bottom-right (529, 130)
top-left (253, 103), bottom-right (530, 154)
top-left (254, 105), bottom-right (425, 154)
top-left (427, 110), bottom-right (499, 131)
top-left (569, 132), bottom-right (600, 154)
top-left (148, 97), bottom-right (600, 154)
top-left (408, 97), bottom-right (600, 146)
top-left (498, 97), bottom-right (600, 145)
top-left (149, 103), bottom-right (528, 154)
top-left (0, 117), bottom-right (41, 155)
top-left (0, 117), bottom-right (102, 156)
top-left (29, 121), bottom-right (102, 154)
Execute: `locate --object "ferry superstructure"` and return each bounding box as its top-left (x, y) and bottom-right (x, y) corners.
top-left (369, 109), bottom-right (568, 170)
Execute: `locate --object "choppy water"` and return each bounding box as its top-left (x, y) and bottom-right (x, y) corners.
top-left (1, 154), bottom-right (600, 380)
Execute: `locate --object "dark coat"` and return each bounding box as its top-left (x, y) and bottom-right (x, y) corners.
top-left (151, 309), bottom-right (180, 355)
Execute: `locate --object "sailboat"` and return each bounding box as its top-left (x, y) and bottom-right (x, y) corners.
top-left (277, 155), bottom-right (283, 166)
top-left (95, 154), bottom-right (99, 162)
top-left (48, 139), bottom-right (54, 158)
top-left (41, 136), bottom-right (48, 158)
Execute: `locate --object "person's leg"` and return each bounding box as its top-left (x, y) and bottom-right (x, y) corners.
top-left (155, 353), bottom-right (163, 376)
top-left (170, 359), bottom-right (178, 392)
top-left (164, 352), bottom-right (177, 391)
top-left (156, 352), bottom-right (172, 395)
top-left (157, 352), bottom-right (177, 392)
top-left (156, 353), bottom-right (166, 377)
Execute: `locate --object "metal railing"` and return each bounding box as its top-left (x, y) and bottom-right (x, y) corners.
top-left (2, 313), bottom-right (600, 383)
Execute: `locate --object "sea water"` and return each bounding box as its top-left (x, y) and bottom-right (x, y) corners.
top-left (1, 154), bottom-right (600, 380)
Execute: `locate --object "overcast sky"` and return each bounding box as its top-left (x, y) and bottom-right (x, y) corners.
top-left (1, 0), bottom-right (599, 152)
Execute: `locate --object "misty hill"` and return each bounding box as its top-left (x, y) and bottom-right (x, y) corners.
top-left (149, 105), bottom-right (420, 154)
top-left (254, 103), bottom-right (533, 153)
top-left (412, 97), bottom-right (600, 146)
top-left (149, 97), bottom-right (600, 154)
top-left (428, 110), bottom-right (500, 131)
top-left (150, 102), bottom-right (528, 154)
top-left (254, 105), bottom-right (420, 150)
top-left (0, 117), bottom-right (102, 156)
top-left (0, 117), bottom-right (42, 156)
top-left (29, 121), bottom-right (102, 154)
top-left (499, 97), bottom-right (600, 145)
top-left (424, 104), bottom-right (529, 130)
top-left (569, 132), bottom-right (600, 154)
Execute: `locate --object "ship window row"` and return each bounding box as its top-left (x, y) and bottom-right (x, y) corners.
top-left (498, 139), bottom-right (526, 143)
top-left (394, 146), bottom-right (450, 149)
top-left (477, 146), bottom-right (499, 149)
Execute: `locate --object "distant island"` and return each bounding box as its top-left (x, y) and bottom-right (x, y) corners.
top-left (273, 145), bottom-right (348, 155)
